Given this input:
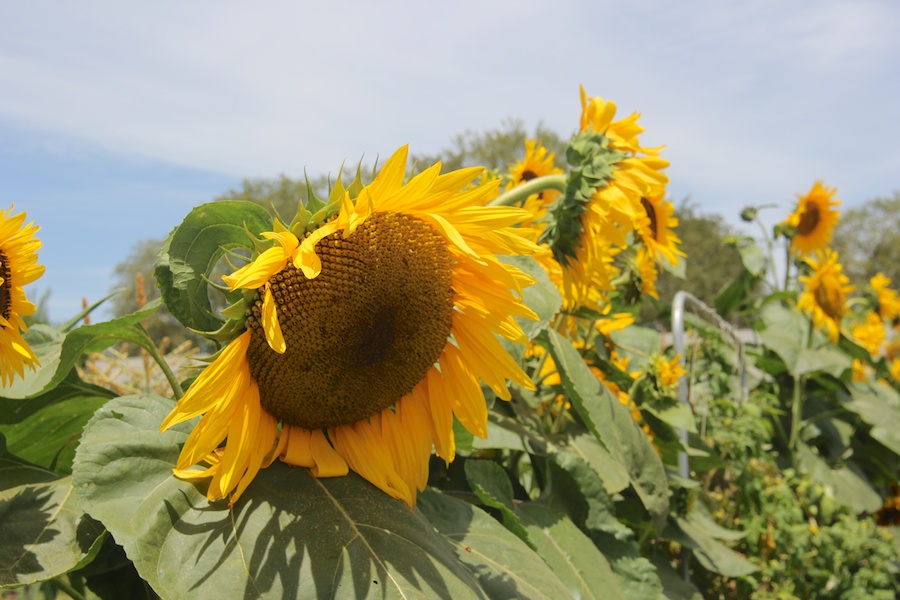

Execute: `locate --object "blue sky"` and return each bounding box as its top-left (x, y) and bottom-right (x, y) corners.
top-left (2, 1), bottom-right (899, 321)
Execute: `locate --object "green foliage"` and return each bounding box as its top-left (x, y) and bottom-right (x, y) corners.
top-left (832, 192), bottom-right (900, 289)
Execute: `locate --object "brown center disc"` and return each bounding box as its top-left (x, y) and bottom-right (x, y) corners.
top-left (245, 211), bottom-right (455, 429)
top-left (797, 205), bottom-right (821, 236)
top-left (0, 250), bottom-right (11, 322)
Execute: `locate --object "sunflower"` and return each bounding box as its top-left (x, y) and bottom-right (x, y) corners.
top-left (851, 358), bottom-right (872, 382)
top-left (654, 354), bottom-right (687, 389)
top-left (870, 273), bottom-right (900, 321)
top-left (781, 181), bottom-right (841, 256)
top-left (0, 206), bottom-right (45, 386)
top-left (797, 249), bottom-right (854, 343)
top-left (851, 311), bottom-right (885, 355)
top-left (160, 146), bottom-right (540, 507)
top-left (635, 193), bottom-right (685, 267)
top-left (507, 139), bottom-right (563, 228)
top-left (551, 87), bottom-right (668, 311)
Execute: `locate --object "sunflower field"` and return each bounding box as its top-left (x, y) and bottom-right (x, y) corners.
top-left (2, 88), bottom-right (899, 599)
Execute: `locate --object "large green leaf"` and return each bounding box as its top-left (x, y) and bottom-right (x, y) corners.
top-left (667, 516), bottom-right (757, 578)
top-left (566, 433), bottom-right (629, 495)
top-left (758, 303), bottom-right (849, 377)
top-left (544, 444), bottom-right (632, 540)
top-left (1, 302), bottom-right (160, 400)
top-left (155, 201), bottom-right (272, 333)
top-left (418, 489), bottom-right (573, 600)
top-left (796, 442), bottom-right (882, 513)
top-left (0, 392), bottom-right (109, 474)
top-left (542, 329), bottom-right (669, 532)
top-left (845, 381), bottom-right (900, 456)
top-left (0, 437), bottom-right (105, 588)
top-left (73, 395), bottom-right (488, 600)
top-left (517, 502), bottom-right (628, 599)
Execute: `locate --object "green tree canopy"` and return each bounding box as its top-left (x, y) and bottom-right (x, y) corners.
top-left (832, 192), bottom-right (900, 289)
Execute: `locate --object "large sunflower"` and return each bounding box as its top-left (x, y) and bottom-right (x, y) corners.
top-left (160, 146), bottom-right (540, 507)
top-left (781, 181), bottom-right (841, 256)
top-left (0, 206), bottom-right (44, 386)
top-left (551, 87), bottom-right (669, 311)
top-left (797, 249), bottom-right (854, 343)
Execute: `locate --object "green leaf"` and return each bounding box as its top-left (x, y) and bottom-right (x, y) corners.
top-left (500, 256), bottom-right (562, 340)
top-left (464, 460), bottom-right (529, 542)
top-left (758, 303), bottom-right (850, 377)
top-left (666, 516), bottom-right (757, 578)
top-left (796, 441), bottom-right (882, 513)
top-left (0, 392), bottom-right (109, 474)
top-left (73, 395), bottom-right (487, 600)
top-left (1, 302), bottom-right (160, 400)
top-left (737, 244), bottom-right (766, 277)
top-left (544, 443), bottom-right (632, 539)
top-left (517, 502), bottom-right (628, 600)
top-left (590, 533), bottom-right (664, 600)
top-left (542, 329), bottom-right (669, 532)
top-left (610, 326), bottom-right (661, 371)
top-left (845, 381), bottom-right (900, 456)
top-left (567, 432), bottom-right (629, 495)
top-left (0, 371), bottom-right (114, 425)
top-left (418, 489), bottom-right (573, 600)
top-left (0, 437), bottom-right (105, 588)
top-left (155, 201), bottom-right (272, 333)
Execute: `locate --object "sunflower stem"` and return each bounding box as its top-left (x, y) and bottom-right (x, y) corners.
top-left (753, 215), bottom-right (780, 291)
top-left (135, 324), bottom-right (185, 400)
top-left (783, 243), bottom-right (793, 292)
top-left (788, 321), bottom-right (815, 457)
top-left (489, 174), bottom-right (567, 207)
top-left (51, 576), bottom-right (87, 600)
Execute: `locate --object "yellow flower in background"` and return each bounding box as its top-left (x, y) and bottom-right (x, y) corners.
top-left (635, 193), bottom-right (686, 268)
top-left (797, 249), bottom-right (854, 343)
top-left (655, 354), bottom-right (688, 389)
top-left (636, 248), bottom-right (660, 300)
top-left (507, 139), bottom-right (563, 228)
top-left (160, 146), bottom-right (540, 507)
top-left (852, 359), bottom-right (872, 382)
top-left (890, 358), bottom-right (900, 382)
top-left (0, 206), bottom-right (45, 386)
top-left (852, 311), bottom-right (886, 356)
top-left (781, 181), bottom-right (841, 256)
top-left (870, 273), bottom-right (900, 321)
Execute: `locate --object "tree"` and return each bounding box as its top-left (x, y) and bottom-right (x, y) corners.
top-left (650, 202), bottom-right (744, 311)
top-left (831, 192), bottom-right (900, 289)
top-left (412, 118), bottom-right (567, 172)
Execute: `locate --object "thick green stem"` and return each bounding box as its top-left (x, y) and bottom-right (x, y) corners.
top-left (135, 325), bottom-right (185, 400)
top-left (489, 174), bottom-right (567, 207)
